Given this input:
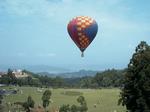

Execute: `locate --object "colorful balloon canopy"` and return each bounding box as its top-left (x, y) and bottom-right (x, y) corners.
top-left (67, 16), bottom-right (98, 57)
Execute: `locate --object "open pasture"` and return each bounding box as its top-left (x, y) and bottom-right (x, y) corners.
top-left (1, 86), bottom-right (126, 112)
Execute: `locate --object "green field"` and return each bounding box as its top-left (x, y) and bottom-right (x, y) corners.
top-left (1, 86), bottom-right (126, 112)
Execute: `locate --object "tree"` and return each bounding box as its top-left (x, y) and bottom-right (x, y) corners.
top-left (119, 41), bottom-right (150, 112)
top-left (80, 76), bottom-right (92, 88)
top-left (0, 95), bottom-right (3, 111)
top-left (70, 105), bottom-right (78, 112)
top-left (59, 96), bottom-right (88, 112)
top-left (7, 68), bottom-right (13, 84)
top-left (77, 96), bottom-right (86, 105)
top-left (93, 69), bottom-right (124, 88)
top-left (53, 76), bottom-right (64, 87)
top-left (42, 90), bottom-right (52, 110)
top-left (59, 104), bottom-right (70, 112)
top-left (23, 96), bottom-right (35, 112)
top-left (77, 96), bottom-right (88, 112)
top-left (0, 95), bottom-right (3, 104)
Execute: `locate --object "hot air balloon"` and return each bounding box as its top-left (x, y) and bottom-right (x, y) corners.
top-left (67, 16), bottom-right (98, 57)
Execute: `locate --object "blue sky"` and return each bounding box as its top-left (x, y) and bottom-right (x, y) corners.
top-left (0, 0), bottom-right (150, 71)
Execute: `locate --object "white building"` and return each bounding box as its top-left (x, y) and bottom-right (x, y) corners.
top-left (12, 69), bottom-right (29, 78)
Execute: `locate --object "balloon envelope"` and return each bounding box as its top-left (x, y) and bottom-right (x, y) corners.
top-left (67, 16), bottom-right (98, 56)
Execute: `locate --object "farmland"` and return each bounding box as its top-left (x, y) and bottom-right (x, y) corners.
top-left (1, 86), bottom-right (126, 112)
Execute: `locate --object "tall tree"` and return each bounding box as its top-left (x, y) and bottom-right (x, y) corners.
top-left (77, 96), bottom-right (88, 112)
top-left (42, 90), bottom-right (52, 110)
top-left (23, 96), bottom-right (35, 112)
top-left (119, 41), bottom-right (150, 112)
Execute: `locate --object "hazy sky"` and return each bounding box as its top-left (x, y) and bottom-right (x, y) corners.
top-left (0, 0), bottom-right (150, 70)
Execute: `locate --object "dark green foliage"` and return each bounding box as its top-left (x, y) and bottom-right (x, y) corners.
top-left (64, 77), bottom-right (81, 87)
top-left (119, 41), bottom-right (150, 112)
top-left (80, 76), bottom-right (93, 88)
top-left (23, 96), bottom-right (35, 112)
top-left (0, 95), bottom-right (3, 104)
top-left (42, 90), bottom-right (52, 108)
top-left (59, 96), bottom-right (88, 112)
top-left (77, 96), bottom-right (86, 105)
top-left (78, 69), bottom-right (125, 88)
top-left (7, 68), bottom-right (17, 85)
top-left (36, 75), bottom-right (65, 88)
top-left (70, 105), bottom-right (78, 112)
top-left (77, 96), bottom-right (88, 112)
top-left (78, 105), bottom-right (88, 112)
top-left (59, 104), bottom-right (70, 112)
top-left (0, 95), bottom-right (5, 112)
top-left (0, 95), bottom-right (3, 111)
top-left (93, 69), bottom-right (125, 87)
top-left (0, 75), bottom-right (10, 84)
top-left (61, 91), bottom-right (83, 96)
top-left (0, 68), bottom-right (124, 88)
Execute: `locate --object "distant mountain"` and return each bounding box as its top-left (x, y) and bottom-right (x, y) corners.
top-left (59, 70), bottom-right (99, 78)
top-left (23, 65), bottom-right (71, 73)
top-left (0, 65), bottom-right (71, 73)
top-left (0, 65), bottom-right (99, 78)
top-left (37, 72), bottom-right (56, 77)
top-left (38, 69), bottom-right (99, 78)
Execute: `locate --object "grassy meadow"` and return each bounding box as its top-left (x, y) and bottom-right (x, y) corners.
top-left (1, 86), bottom-right (126, 112)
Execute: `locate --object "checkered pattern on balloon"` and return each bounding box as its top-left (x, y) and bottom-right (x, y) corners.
top-left (67, 16), bottom-right (98, 57)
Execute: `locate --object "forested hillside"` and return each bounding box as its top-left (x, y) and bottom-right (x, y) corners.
top-left (0, 69), bottom-right (125, 88)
